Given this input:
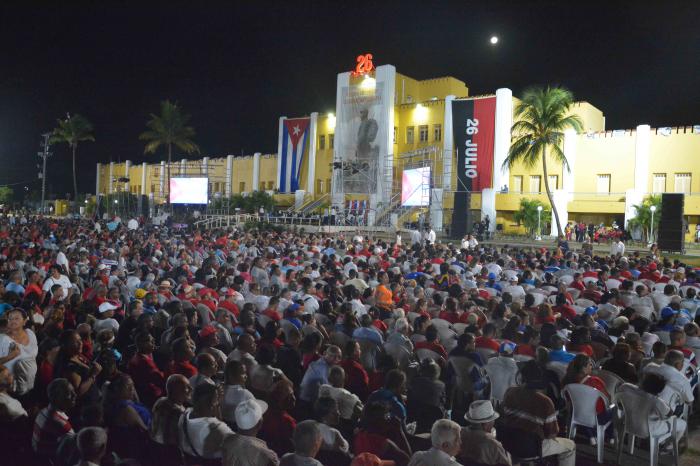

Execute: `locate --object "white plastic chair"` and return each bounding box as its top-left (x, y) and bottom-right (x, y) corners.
top-left (583, 277), bottom-right (598, 286)
top-left (416, 348), bottom-right (445, 365)
top-left (513, 354), bottom-right (534, 363)
top-left (559, 275), bottom-right (574, 286)
top-left (653, 283), bottom-right (669, 294)
top-left (483, 287), bottom-right (498, 297)
top-left (438, 328), bottom-right (458, 352)
top-left (654, 330), bottom-right (671, 345)
top-left (384, 342), bottom-right (412, 371)
top-left (406, 311), bottom-right (420, 324)
top-left (566, 288), bottom-right (581, 300)
top-left (575, 298), bottom-right (595, 308)
top-left (546, 361), bottom-right (568, 382)
top-left (562, 383), bottom-right (613, 463)
top-left (452, 323), bottom-right (468, 335)
top-left (256, 313), bottom-right (272, 328)
top-left (593, 369), bottom-right (626, 396)
top-left (606, 278), bottom-right (622, 290)
top-left (530, 293), bottom-right (546, 306)
top-left (632, 304), bottom-right (656, 321)
top-left (615, 384), bottom-right (679, 466)
top-left (430, 318), bottom-right (452, 331)
top-left (476, 347), bottom-right (497, 362)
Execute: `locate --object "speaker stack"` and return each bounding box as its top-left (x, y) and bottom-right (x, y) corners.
top-left (657, 193), bottom-right (685, 253)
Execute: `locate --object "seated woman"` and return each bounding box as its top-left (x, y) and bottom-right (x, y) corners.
top-left (103, 373), bottom-right (151, 459)
top-left (0, 308), bottom-right (38, 395)
top-left (406, 359), bottom-right (446, 434)
top-left (53, 329), bottom-right (102, 408)
top-left (562, 354), bottom-right (614, 444)
top-left (353, 402), bottom-right (411, 466)
top-left (602, 343), bottom-right (638, 384)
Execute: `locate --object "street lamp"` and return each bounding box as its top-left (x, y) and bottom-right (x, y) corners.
top-left (650, 205), bottom-right (657, 244)
top-left (536, 205), bottom-right (543, 241)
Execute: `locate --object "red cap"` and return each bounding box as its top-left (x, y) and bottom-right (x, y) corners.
top-left (198, 288), bottom-right (211, 297)
top-left (649, 262), bottom-right (657, 271)
top-left (198, 325), bottom-right (217, 339)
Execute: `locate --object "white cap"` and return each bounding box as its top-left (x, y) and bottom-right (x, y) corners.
top-left (98, 302), bottom-right (118, 313)
top-left (235, 399), bottom-right (268, 430)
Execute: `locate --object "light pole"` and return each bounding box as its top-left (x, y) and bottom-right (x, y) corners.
top-left (536, 205), bottom-right (543, 240)
top-left (650, 205), bottom-right (657, 244)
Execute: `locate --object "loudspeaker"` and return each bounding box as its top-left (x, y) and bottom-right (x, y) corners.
top-left (657, 193), bottom-right (685, 252)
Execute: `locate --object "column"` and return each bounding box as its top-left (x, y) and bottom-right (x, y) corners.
top-left (276, 116), bottom-right (287, 191)
top-left (95, 163), bottom-right (101, 195)
top-left (562, 129), bottom-right (577, 201)
top-left (108, 162), bottom-right (114, 194)
top-left (493, 88), bottom-right (513, 192)
top-left (159, 161), bottom-right (165, 199)
top-left (430, 188), bottom-right (444, 231)
top-left (623, 124), bottom-right (651, 227)
top-left (331, 71), bottom-right (350, 212)
top-left (549, 190), bottom-right (569, 237)
top-left (180, 158), bottom-right (186, 176)
top-left (124, 160), bottom-right (131, 193)
top-left (202, 156), bottom-right (209, 176)
top-left (374, 64), bottom-right (396, 211)
top-left (306, 112), bottom-right (318, 195)
top-left (140, 163), bottom-right (147, 196)
top-left (442, 95), bottom-right (455, 191)
top-left (252, 152), bottom-right (261, 191)
top-left (226, 155), bottom-right (233, 196)
top-left (481, 188), bottom-right (496, 232)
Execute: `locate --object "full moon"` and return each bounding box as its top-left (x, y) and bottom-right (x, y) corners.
top-left (490, 36), bottom-right (499, 45)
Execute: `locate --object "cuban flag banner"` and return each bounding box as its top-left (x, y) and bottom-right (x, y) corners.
top-left (279, 117), bottom-right (310, 193)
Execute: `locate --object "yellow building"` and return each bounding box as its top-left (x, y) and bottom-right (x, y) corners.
top-left (96, 57), bottom-right (700, 240)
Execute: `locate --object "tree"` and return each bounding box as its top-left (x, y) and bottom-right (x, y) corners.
top-left (503, 86), bottom-right (583, 237)
top-left (0, 186), bottom-right (14, 205)
top-left (627, 195), bottom-right (662, 243)
top-left (139, 101), bottom-right (199, 204)
top-left (514, 198), bottom-right (550, 238)
top-left (51, 113), bottom-right (95, 203)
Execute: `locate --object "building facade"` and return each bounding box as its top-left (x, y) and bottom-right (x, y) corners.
top-left (96, 58), bottom-right (700, 239)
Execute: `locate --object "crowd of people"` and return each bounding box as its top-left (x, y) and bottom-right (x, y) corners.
top-left (0, 215), bottom-right (698, 466)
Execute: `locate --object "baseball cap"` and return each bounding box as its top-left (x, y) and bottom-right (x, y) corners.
top-left (499, 341), bottom-right (516, 355)
top-left (661, 307), bottom-right (678, 319)
top-left (98, 302), bottom-right (118, 314)
top-left (198, 325), bottom-right (217, 339)
top-left (488, 272), bottom-right (497, 280)
top-left (584, 306), bottom-right (598, 316)
top-left (134, 288), bottom-right (147, 299)
top-left (235, 399), bottom-right (268, 430)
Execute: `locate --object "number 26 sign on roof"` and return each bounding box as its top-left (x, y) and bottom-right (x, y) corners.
top-left (351, 53), bottom-right (375, 76)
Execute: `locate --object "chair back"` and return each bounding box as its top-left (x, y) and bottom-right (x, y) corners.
top-left (430, 318), bottom-right (452, 330)
top-left (562, 383), bottom-right (609, 429)
top-left (513, 354), bottom-right (533, 363)
top-left (256, 313), bottom-right (272, 328)
top-left (416, 348), bottom-right (444, 364)
top-left (495, 422), bottom-right (542, 460)
top-left (575, 297), bottom-right (595, 308)
top-left (476, 347), bottom-right (497, 362)
top-left (385, 342), bottom-right (412, 371)
top-left (654, 330), bottom-right (671, 345)
top-left (606, 278), bottom-right (622, 290)
top-left (566, 288), bottom-right (581, 300)
top-left (355, 338), bottom-right (382, 371)
top-left (632, 304), bottom-right (655, 321)
top-left (438, 327), bottom-right (458, 352)
top-left (452, 323), bottom-right (468, 335)
top-left (279, 319), bottom-right (298, 339)
top-left (615, 384), bottom-right (661, 439)
top-left (546, 361), bottom-right (568, 382)
top-left (407, 311), bottom-right (420, 323)
top-left (593, 369), bottom-right (625, 395)
top-left (447, 356), bottom-right (477, 392)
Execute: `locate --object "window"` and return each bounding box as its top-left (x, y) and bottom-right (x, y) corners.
top-left (652, 173), bottom-right (666, 193)
top-left (406, 126), bottom-right (415, 144)
top-left (548, 175), bottom-right (558, 190)
top-left (329, 134), bottom-right (334, 149)
top-left (150, 184), bottom-right (156, 194)
top-left (596, 174), bottom-right (611, 194)
top-left (529, 175), bottom-right (541, 193)
top-left (434, 124), bottom-right (442, 142)
top-left (239, 182), bottom-right (245, 193)
top-left (259, 182), bottom-right (266, 191)
top-left (393, 127), bottom-right (397, 144)
top-left (512, 175), bottom-right (523, 193)
top-left (267, 181), bottom-right (274, 190)
top-left (419, 125), bottom-right (429, 143)
top-left (317, 179), bottom-right (325, 193)
top-left (319, 135), bottom-right (325, 150)
top-left (674, 173), bottom-right (691, 194)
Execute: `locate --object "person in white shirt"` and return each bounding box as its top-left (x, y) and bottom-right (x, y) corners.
top-left (318, 366), bottom-right (363, 421)
top-left (424, 227), bottom-right (436, 245)
top-left (75, 426), bottom-right (108, 466)
top-left (410, 228), bottom-right (422, 245)
top-left (222, 360), bottom-right (255, 426)
top-left (0, 366), bottom-right (27, 421)
top-left (314, 396), bottom-right (350, 454)
top-left (94, 303), bottom-right (120, 334)
top-left (408, 419), bottom-right (463, 466)
top-left (42, 265), bottom-right (73, 301)
top-left (178, 383), bottom-right (234, 460)
top-left (644, 350), bottom-right (694, 406)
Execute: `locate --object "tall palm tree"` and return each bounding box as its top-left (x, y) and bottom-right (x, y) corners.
top-left (51, 113), bottom-right (95, 204)
top-left (503, 86), bottom-right (583, 237)
top-left (139, 100), bottom-right (199, 203)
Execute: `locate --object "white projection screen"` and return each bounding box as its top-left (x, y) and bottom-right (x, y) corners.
top-left (401, 167), bottom-right (431, 207)
top-left (169, 177), bottom-right (209, 204)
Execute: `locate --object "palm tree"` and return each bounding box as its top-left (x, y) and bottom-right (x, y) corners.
top-left (514, 198), bottom-right (551, 238)
top-left (51, 113), bottom-right (95, 204)
top-left (139, 100), bottom-right (199, 203)
top-left (627, 195), bottom-right (662, 243)
top-left (503, 86), bottom-right (583, 237)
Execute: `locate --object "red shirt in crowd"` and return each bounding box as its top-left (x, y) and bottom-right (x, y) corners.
top-left (127, 353), bottom-right (166, 406)
top-left (340, 358), bottom-right (370, 401)
top-left (260, 409), bottom-right (296, 456)
top-left (415, 340), bottom-right (448, 359)
top-left (475, 336), bottom-right (500, 352)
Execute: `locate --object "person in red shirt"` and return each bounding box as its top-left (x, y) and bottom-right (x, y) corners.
top-left (339, 340), bottom-right (369, 401)
top-left (127, 331), bottom-right (165, 407)
top-left (260, 379), bottom-right (297, 456)
top-left (514, 326), bottom-right (538, 358)
top-left (219, 290), bottom-right (241, 318)
top-left (262, 296), bottom-right (282, 322)
top-left (570, 273), bottom-right (585, 292)
top-left (414, 325), bottom-right (448, 360)
top-left (581, 281), bottom-right (603, 303)
top-left (562, 354), bottom-right (613, 441)
top-left (553, 293), bottom-right (577, 321)
top-left (167, 337), bottom-right (197, 378)
top-left (568, 327), bottom-right (594, 357)
top-left (475, 323), bottom-right (500, 352)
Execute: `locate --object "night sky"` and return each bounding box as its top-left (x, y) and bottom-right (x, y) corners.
top-left (1, 1), bottom-right (698, 197)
